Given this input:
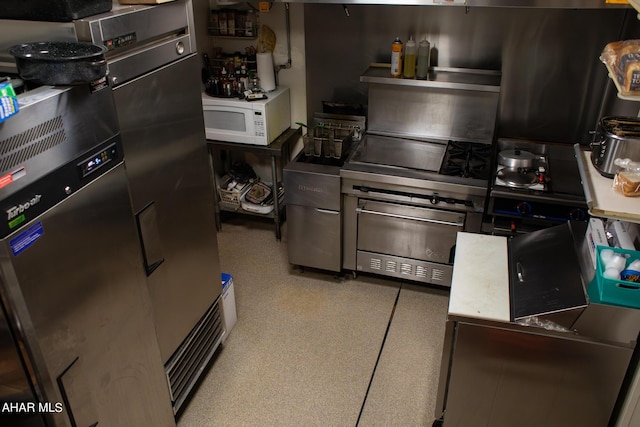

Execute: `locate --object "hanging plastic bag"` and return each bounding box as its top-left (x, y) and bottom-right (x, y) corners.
top-left (612, 158), bottom-right (640, 197)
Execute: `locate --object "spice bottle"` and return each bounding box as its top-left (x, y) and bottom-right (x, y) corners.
top-left (417, 38), bottom-right (430, 79)
top-left (403, 36), bottom-right (416, 79)
top-left (245, 10), bottom-right (255, 37)
top-left (390, 37), bottom-right (403, 78)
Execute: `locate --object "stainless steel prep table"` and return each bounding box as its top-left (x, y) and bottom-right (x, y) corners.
top-left (434, 230), bottom-right (640, 427)
top-left (207, 127), bottom-right (300, 240)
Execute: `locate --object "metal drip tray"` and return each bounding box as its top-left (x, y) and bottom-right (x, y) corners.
top-left (349, 134), bottom-right (446, 172)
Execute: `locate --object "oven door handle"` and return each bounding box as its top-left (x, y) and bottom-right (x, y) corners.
top-left (356, 207), bottom-right (464, 227)
top-left (315, 208), bottom-right (339, 215)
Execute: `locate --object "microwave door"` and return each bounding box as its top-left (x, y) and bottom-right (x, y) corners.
top-left (203, 105), bottom-right (258, 144)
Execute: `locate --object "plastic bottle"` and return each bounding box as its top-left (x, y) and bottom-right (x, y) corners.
top-left (245, 10), bottom-right (255, 37)
top-left (390, 37), bottom-right (403, 78)
top-left (416, 38), bottom-right (430, 79)
top-left (403, 36), bottom-right (416, 79)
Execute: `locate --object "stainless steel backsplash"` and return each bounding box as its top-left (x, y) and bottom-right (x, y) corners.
top-left (304, 5), bottom-right (640, 144)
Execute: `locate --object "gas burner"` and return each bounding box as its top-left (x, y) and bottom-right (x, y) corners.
top-left (440, 141), bottom-right (492, 180)
top-left (496, 168), bottom-right (538, 187)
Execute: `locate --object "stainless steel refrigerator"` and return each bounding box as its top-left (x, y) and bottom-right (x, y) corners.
top-left (0, 85), bottom-right (175, 426)
top-left (74, 1), bottom-right (225, 413)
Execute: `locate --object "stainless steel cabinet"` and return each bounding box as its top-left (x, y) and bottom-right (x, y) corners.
top-left (439, 321), bottom-right (634, 427)
top-left (284, 151), bottom-right (343, 272)
top-left (287, 204), bottom-right (342, 272)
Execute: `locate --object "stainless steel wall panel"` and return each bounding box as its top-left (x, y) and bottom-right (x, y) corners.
top-left (283, 0), bottom-right (627, 6)
top-left (367, 82), bottom-right (500, 142)
top-left (305, 5), bottom-right (638, 144)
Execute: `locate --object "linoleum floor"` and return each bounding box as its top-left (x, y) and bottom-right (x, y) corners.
top-left (177, 215), bottom-right (449, 427)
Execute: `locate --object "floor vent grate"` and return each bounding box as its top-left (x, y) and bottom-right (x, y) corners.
top-left (432, 269), bottom-right (445, 282)
top-left (385, 261), bottom-right (397, 273)
top-left (416, 265), bottom-right (428, 278)
top-left (165, 297), bottom-right (224, 415)
top-left (400, 263), bottom-right (413, 275)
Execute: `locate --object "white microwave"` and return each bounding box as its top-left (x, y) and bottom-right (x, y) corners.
top-left (201, 86), bottom-right (291, 146)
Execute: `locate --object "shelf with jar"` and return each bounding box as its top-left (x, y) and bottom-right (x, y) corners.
top-left (203, 48), bottom-right (260, 98)
top-left (208, 8), bottom-right (258, 39)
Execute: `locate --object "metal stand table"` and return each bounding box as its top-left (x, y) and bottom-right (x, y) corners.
top-left (207, 127), bottom-right (300, 240)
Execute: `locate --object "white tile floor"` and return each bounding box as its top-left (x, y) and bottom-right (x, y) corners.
top-left (177, 216), bottom-right (449, 427)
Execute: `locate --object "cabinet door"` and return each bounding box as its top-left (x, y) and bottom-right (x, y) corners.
top-left (444, 322), bottom-right (633, 427)
top-left (287, 204), bottom-right (341, 272)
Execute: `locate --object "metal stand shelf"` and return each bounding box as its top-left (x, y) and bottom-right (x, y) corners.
top-left (207, 127), bottom-right (300, 240)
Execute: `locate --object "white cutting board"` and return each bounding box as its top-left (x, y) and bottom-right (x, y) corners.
top-left (448, 232), bottom-right (511, 323)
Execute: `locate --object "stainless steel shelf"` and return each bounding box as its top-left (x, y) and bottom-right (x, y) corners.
top-left (273, 0), bottom-right (627, 7)
top-left (574, 144), bottom-right (640, 224)
top-left (361, 65), bottom-right (501, 92)
top-left (207, 127), bottom-right (301, 240)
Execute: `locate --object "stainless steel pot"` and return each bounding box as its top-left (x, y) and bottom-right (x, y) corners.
top-left (497, 149), bottom-right (537, 168)
top-left (591, 116), bottom-right (640, 178)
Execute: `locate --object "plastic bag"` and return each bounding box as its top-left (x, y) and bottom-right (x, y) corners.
top-left (600, 40), bottom-right (640, 96)
top-left (0, 80), bottom-right (19, 123)
top-left (515, 316), bottom-right (574, 333)
top-left (228, 161), bottom-right (257, 183)
top-left (612, 158), bottom-right (640, 197)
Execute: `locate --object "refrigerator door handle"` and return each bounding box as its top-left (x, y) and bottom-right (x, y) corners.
top-left (57, 357), bottom-right (100, 427)
top-left (135, 202), bottom-right (165, 276)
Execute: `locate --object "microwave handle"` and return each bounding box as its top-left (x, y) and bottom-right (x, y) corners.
top-left (203, 104), bottom-right (257, 115)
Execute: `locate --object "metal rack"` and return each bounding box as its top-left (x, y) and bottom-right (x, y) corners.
top-left (208, 127), bottom-right (300, 240)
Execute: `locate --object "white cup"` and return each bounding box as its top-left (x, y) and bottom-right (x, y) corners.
top-left (606, 254), bottom-right (627, 272)
top-left (600, 249), bottom-right (614, 265)
top-left (604, 267), bottom-right (621, 280)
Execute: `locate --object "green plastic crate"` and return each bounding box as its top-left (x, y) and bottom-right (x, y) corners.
top-left (593, 245), bottom-right (640, 309)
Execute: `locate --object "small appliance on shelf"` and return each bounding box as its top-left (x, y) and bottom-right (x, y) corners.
top-left (202, 86), bottom-right (291, 146)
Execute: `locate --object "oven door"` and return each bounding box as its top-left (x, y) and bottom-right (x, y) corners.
top-left (355, 200), bottom-right (464, 284)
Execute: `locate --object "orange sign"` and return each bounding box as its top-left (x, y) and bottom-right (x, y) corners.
top-left (259, 2), bottom-right (270, 12)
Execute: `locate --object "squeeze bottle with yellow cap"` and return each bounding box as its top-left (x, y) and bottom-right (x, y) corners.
top-left (403, 36), bottom-right (416, 79)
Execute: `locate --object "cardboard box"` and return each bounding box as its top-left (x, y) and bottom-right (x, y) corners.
top-left (221, 273), bottom-right (237, 341)
top-left (586, 218), bottom-right (609, 269)
top-left (609, 220), bottom-right (640, 250)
